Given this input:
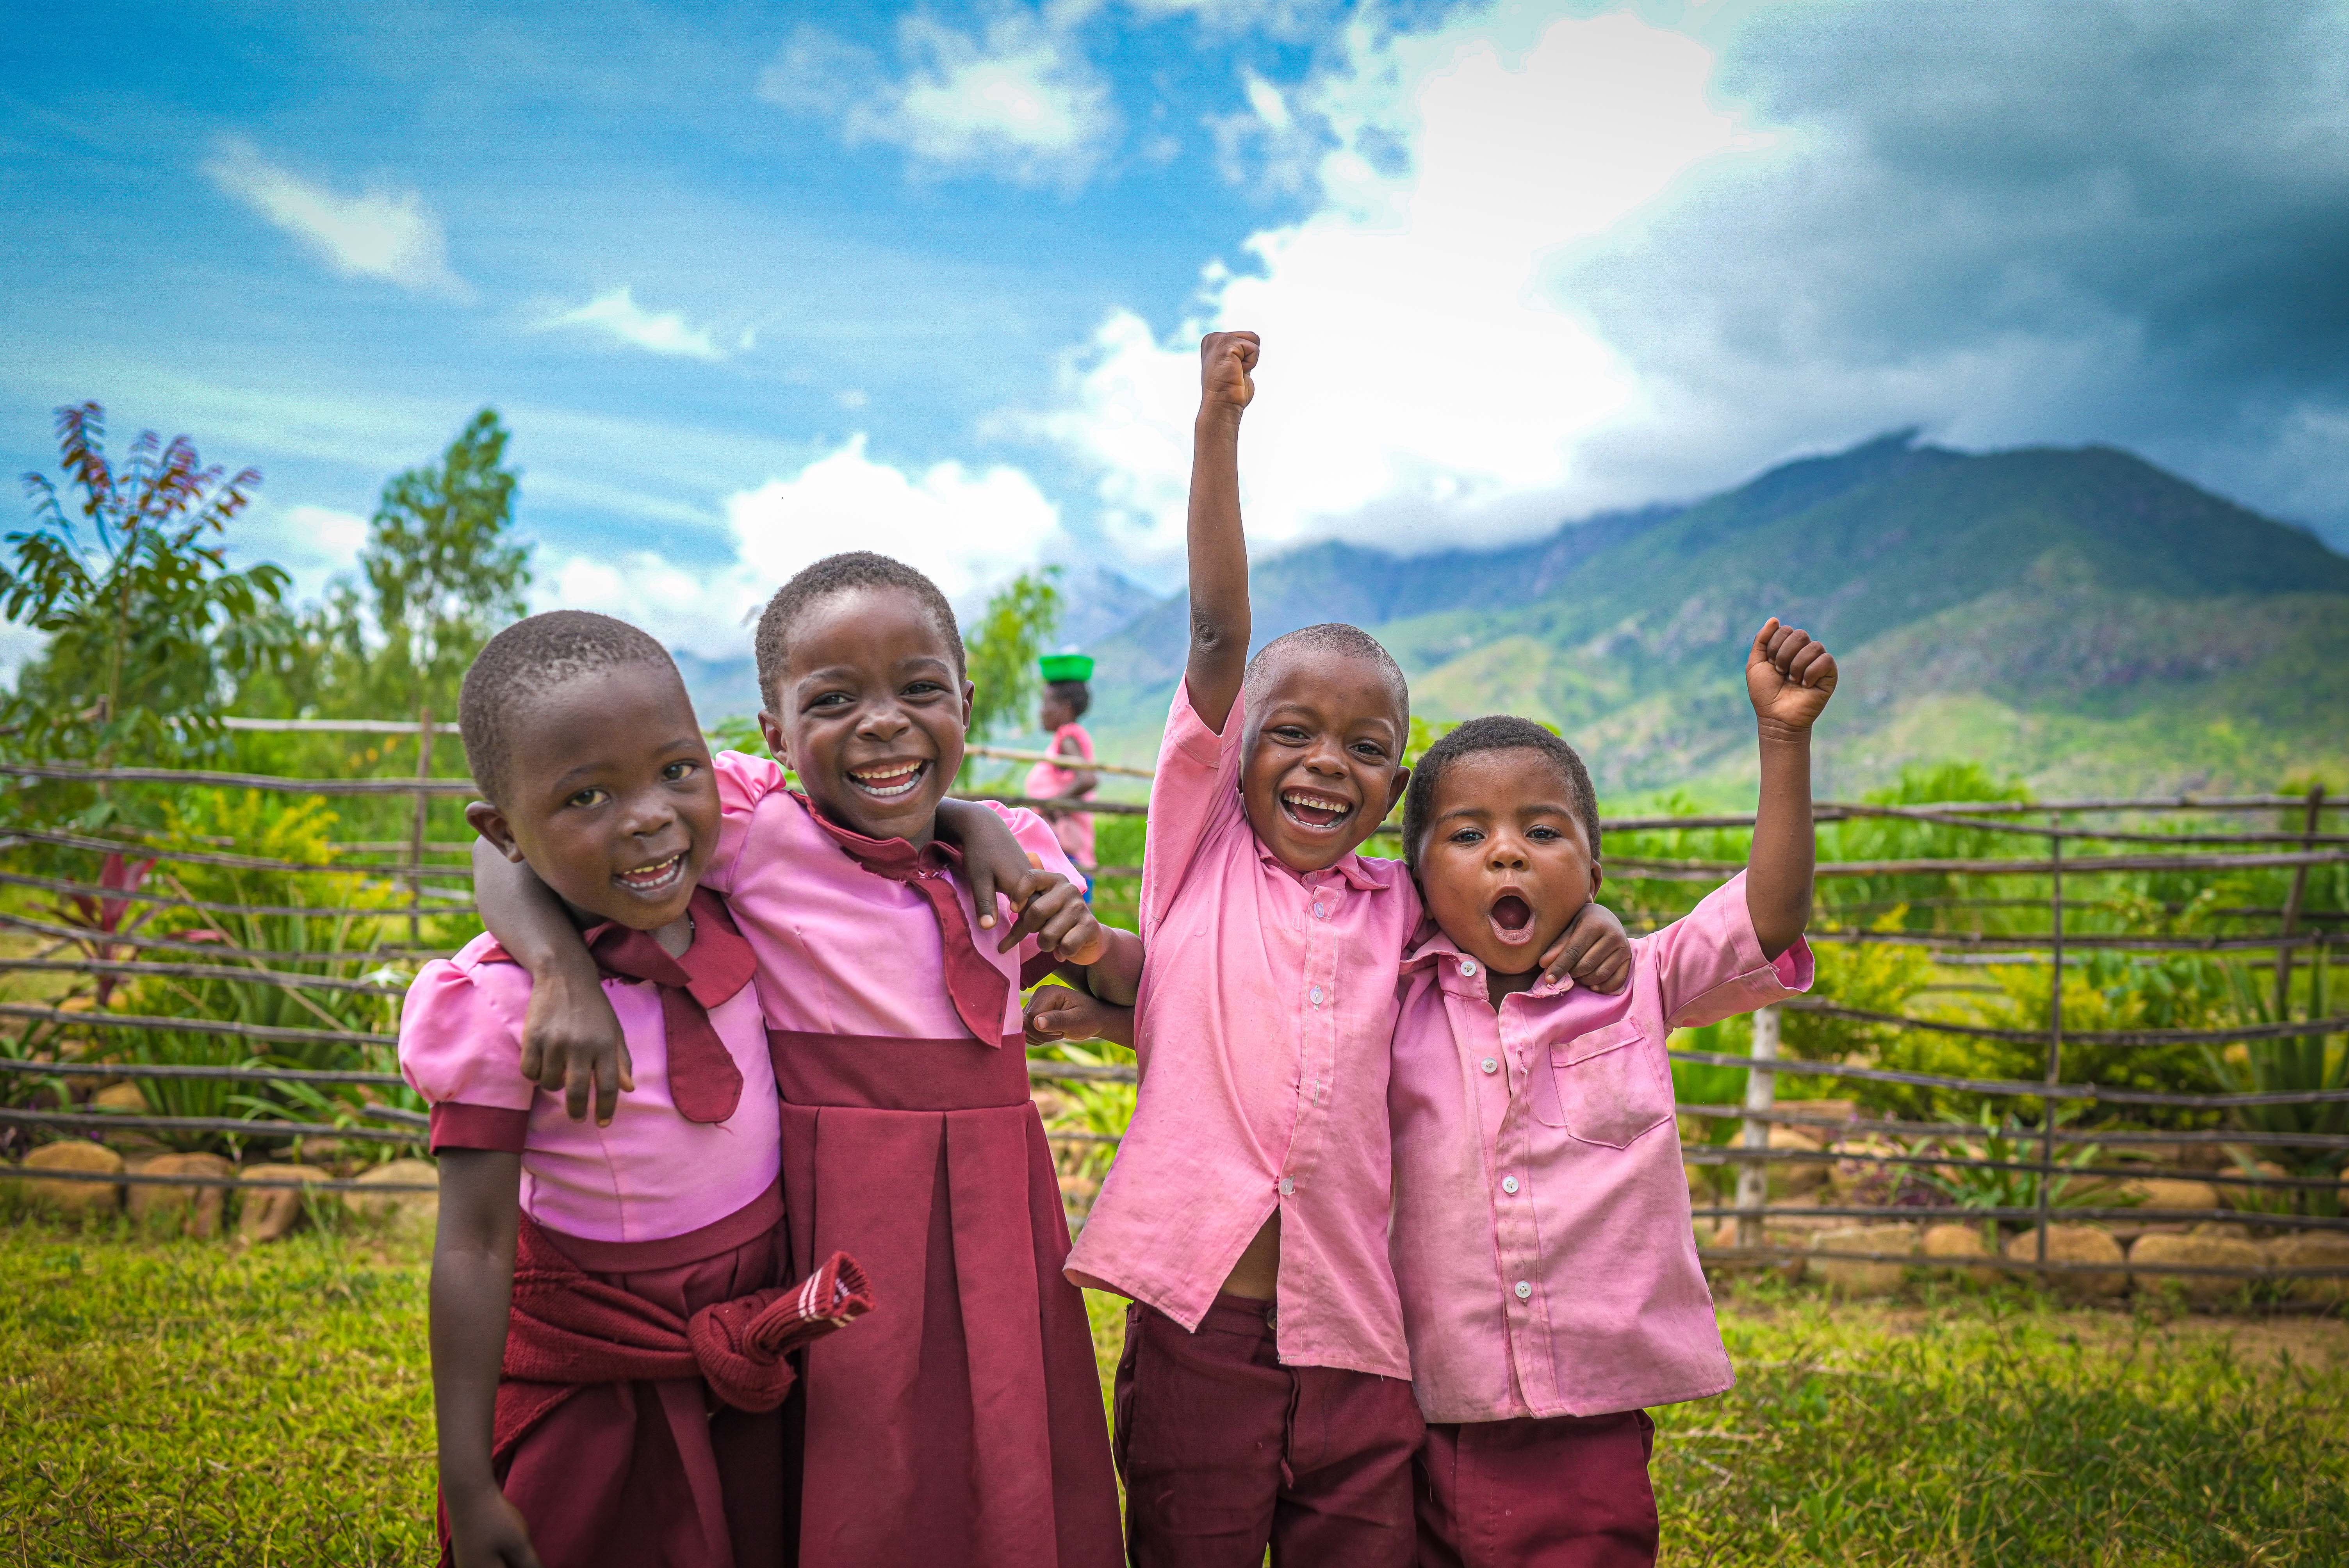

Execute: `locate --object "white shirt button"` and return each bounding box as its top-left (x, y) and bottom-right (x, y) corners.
top-left (1309, 985), bottom-right (1325, 1006)
top-left (1514, 1281), bottom-right (1533, 1300)
top-left (1480, 1057), bottom-right (1498, 1074)
top-left (1502, 1176), bottom-right (1519, 1195)
top-left (1279, 1178), bottom-right (1295, 1196)
top-left (1460, 959), bottom-right (1479, 977)
top-left (1313, 903), bottom-right (1325, 918)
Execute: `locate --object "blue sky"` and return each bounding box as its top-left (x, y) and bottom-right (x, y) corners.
top-left (5, 0), bottom-right (2346, 661)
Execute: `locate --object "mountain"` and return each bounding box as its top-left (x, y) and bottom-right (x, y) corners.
top-left (1078, 433), bottom-right (2349, 800)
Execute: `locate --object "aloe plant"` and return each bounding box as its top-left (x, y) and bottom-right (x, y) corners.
top-left (2204, 948), bottom-right (2344, 1217)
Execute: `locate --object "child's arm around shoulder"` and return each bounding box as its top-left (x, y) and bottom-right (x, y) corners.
top-left (472, 840), bottom-right (631, 1126)
top-left (943, 798), bottom-right (1143, 1004)
top-left (1184, 330), bottom-right (1261, 735)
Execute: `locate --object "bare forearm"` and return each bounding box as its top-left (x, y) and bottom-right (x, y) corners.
top-left (430, 1154), bottom-right (522, 1500)
top-left (1185, 411), bottom-right (1249, 733)
top-left (1746, 723), bottom-right (1814, 959)
top-left (1080, 928), bottom-right (1143, 1007)
top-left (472, 841), bottom-right (593, 979)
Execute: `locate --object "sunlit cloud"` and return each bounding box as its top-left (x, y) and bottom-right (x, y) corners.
top-left (528, 287), bottom-right (726, 361)
top-left (202, 137), bottom-right (470, 299)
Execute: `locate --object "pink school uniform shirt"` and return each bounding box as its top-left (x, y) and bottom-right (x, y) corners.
top-left (1387, 873), bottom-right (1813, 1422)
top-left (400, 928), bottom-right (781, 1243)
top-left (701, 751), bottom-right (1080, 1041)
top-left (1023, 723), bottom-right (1098, 872)
top-left (1065, 681), bottom-right (1422, 1381)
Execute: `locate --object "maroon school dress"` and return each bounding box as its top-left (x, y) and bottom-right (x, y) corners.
top-left (700, 754), bottom-right (1124, 1567)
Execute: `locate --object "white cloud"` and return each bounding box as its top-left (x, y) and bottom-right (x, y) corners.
top-left (528, 287), bottom-right (726, 361)
top-left (727, 435), bottom-right (1065, 602)
top-left (762, 11), bottom-right (1120, 187)
top-left (202, 137), bottom-right (469, 298)
top-left (1038, 7), bottom-right (1747, 558)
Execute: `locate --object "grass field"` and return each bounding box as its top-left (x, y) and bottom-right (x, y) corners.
top-left (2, 1221), bottom-right (2344, 1566)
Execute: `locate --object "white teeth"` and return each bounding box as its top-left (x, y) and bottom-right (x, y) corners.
top-left (850, 761), bottom-right (925, 797)
top-left (617, 854), bottom-right (684, 890)
top-left (1281, 791), bottom-right (1349, 813)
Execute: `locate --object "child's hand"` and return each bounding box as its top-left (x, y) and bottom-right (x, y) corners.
top-left (996, 868), bottom-right (1109, 966)
top-left (1746, 618), bottom-right (1837, 734)
top-left (520, 966), bottom-right (634, 1125)
top-left (1539, 902), bottom-right (1633, 994)
top-left (1025, 984), bottom-right (1136, 1050)
top-left (1199, 330), bottom-right (1259, 417)
top-left (446, 1483), bottom-right (543, 1568)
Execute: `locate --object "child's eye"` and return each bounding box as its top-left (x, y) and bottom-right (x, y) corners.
top-left (808, 691), bottom-right (850, 710)
top-left (567, 787), bottom-right (610, 809)
top-left (1271, 725), bottom-right (1309, 743)
top-left (904, 681), bottom-right (945, 698)
top-left (1449, 828), bottom-right (1484, 844)
top-left (1529, 825), bottom-right (1559, 841)
top-left (1352, 742), bottom-right (1388, 760)
top-left (662, 761), bottom-right (695, 782)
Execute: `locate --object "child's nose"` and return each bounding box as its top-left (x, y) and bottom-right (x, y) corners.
top-left (1488, 838), bottom-right (1528, 868)
top-left (856, 702), bottom-right (912, 739)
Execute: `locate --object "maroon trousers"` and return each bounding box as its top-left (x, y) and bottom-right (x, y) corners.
top-left (1115, 1295), bottom-right (1424, 1567)
top-left (1414, 1411), bottom-right (1657, 1568)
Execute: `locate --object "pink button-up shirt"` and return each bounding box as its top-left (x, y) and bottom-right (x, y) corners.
top-left (1387, 873), bottom-right (1813, 1422)
top-left (400, 934), bottom-right (782, 1242)
top-left (1066, 681), bottom-right (1422, 1381)
top-left (702, 752), bottom-right (1079, 1042)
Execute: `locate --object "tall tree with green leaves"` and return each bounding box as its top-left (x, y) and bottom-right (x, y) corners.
top-left (963, 567), bottom-right (1063, 741)
top-left (3, 402), bottom-right (289, 780)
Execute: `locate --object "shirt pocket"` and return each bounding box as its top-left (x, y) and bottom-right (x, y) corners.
top-left (1540, 1019), bottom-right (1674, 1147)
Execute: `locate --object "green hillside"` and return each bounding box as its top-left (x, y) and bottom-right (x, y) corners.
top-left (1080, 434), bottom-right (2349, 800)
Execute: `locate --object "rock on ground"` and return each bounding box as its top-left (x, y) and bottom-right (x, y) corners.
top-left (2005, 1224), bottom-right (2128, 1299)
top-left (1811, 1224), bottom-right (1917, 1297)
top-left (1920, 1221), bottom-right (1999, 1282)
top-left (346, 1158), bottom-right (440, 1232)
top-left (237, 1164), bottom-right (336, 1242)
top-left (22, 1140), bottom-right (125, 1216)
top-left (2129, 1232), bottom-right (2265, 1304)
top-left (2122, 1177), bottom-right (2220, 1216)
top-left (2264, 1231), bottom-right (2349, 1307)
top-left (127, 1152), bottom-right (238, 1238)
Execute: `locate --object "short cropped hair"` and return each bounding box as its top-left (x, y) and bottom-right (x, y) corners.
top-left (754, 552), bottom-right (965, 713)
top-left (1241, 622), bottom-right (1409, 726)
top-left (1045, 679), bottom-right (1091, 720)
top-left (1402, 715), bottom-right (1601, 866)
top-left (460, 610), bottom-right (680, 805)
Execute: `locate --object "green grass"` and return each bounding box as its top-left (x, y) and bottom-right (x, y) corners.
top-left (3, 1222), bottom-right (2344, 1566)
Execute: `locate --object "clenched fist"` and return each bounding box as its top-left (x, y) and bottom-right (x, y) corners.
top-left (1199, 330), bottom-right (1259, 417)
top-left (1746, 618), bottom-right (1837, 734)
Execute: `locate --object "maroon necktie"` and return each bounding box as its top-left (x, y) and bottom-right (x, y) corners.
top-left (583, 887), bottom-right (759, 1122)
top-left (794, 793), bottom-right (1012, 1047)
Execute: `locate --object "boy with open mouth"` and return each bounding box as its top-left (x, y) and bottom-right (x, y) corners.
top-left (1388, 619), bottom-right (1836, 1567)
top-left (1063, 331), bottom-right (1632, 1567)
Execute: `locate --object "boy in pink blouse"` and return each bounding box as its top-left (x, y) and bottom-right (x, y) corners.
top-left (410, 612), bottom-right (871, 1568)
top-left (1064, 332), bottom-right (1629, 1568)
top-left (1387, 620), bottom-right (1837, 1568)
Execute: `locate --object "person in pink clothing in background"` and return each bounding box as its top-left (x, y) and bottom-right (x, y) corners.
top-left (1387, 618), bottom-right (1838, 1568)
top-left (1027, 652), bottom-right (1100, 890)
top-left (411, 612), bottom-right (871, 1568)
top-left (474, 556), bottom-right (1137, 1567)
top-left (1064, 331), bottom-right (1630, 1568)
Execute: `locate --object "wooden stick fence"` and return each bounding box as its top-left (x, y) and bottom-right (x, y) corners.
top-left (2, 740), bottom-right (2340, 1284)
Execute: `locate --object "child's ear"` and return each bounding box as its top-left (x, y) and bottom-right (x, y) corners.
top-left (757, 710), bottom-right (789, 766)
top-left (1588, 859), bottom-right (1604, 901)
top-left (959, 679), bottom-right (976, 731)
top-left (465, 801), bottom-right (527, 864)
top-left (1385, 764), bottom-right (1412, 821)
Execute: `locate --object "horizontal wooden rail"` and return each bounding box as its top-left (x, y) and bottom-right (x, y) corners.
top-left (1666, 1047), bottom-right (2349, 1108)
top-left (0, 761), bottom-right (478, 796)
top-left (964, 743), bottom-right (1155, 779)
top-left (1613, 848), bottom-right (2349, 879)
top-left (1694, 1244), bottom-right (2349, 1281)
top-left (0, 1001), bottom-right (397, 1048)
top-left (0, 1105), bottom-right (418, 1144)
top-left (0, 1058), bottom-right (405, 1087)
top-left (1781, 996), bottom-right (2349, 1048)
top-left (1687, 1201), bottom-right (2349, 1231)
top-left (0, 957), bottom-right (406, 996)
top-left (0, 866), bottom-right (458, 919)
top-left (7, 828), bottom-right (469, 879)
top-left (223, 716), bottom-right (462, 736)
top-left (0, 1164), bottom-right (440, 1194)
top-left (0, 909), bottom-right (430, 966)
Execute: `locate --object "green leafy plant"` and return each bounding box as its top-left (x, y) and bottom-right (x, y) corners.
top-left (2204, 949), bottom-right (2344, 1216)
top-left (963, 567), bottom-right (1062, 744)
top-left (1921, 1103), bottom-right (2134, 1246)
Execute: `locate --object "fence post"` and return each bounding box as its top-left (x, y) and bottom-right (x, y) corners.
top-left (408, 707), bottom-right (434, 945)
top-left (1736, 1003), bottom-right (1780, 1250)
top-left (2037, 817), bottom-right (2063, 1265)
top-left (2274, 784), bottom-right (2327, 1016)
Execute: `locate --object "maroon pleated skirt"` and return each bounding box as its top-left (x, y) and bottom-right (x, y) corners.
top-left (494, 1189), bottom-right (791, 1568)
top-left (770, 1028), bottom-right (1124, 1568)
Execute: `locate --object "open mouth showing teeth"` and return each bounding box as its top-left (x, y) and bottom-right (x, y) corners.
top-left (1489, 894), bottom-right (1534, 937)
top-left (848, 761), bottom-right (928, 799)
top-left (1279, 789), bottom-right (1353, 830)
top-left (616, 853), bottom-right (686, 894)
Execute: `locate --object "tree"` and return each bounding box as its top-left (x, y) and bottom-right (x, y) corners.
top-left (356, 408), bottom-right (531, 717)
top-left (3, 402), bottom-right (289, 772)
top-left (963, 567), bottom-right (1063, 741)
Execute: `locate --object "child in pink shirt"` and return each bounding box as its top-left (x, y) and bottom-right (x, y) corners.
top-left (475, 558), bottom-right (1137, 1567)
top-left (1064, 332), bottom-right (1629, 1568)
top-left (1026, 653), bottom-right (1100, 882)
top-left (409, 612), bottom-right (870, 1568)
top-left (1387, 621), bottom-right (1838, 1568)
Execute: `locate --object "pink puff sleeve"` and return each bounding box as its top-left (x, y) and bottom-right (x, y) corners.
top-left (705, 749), bottom-right (791, 895)
top-left (398, 951), bottom-right (535, 1153)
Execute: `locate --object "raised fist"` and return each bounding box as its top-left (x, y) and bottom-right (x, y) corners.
top-left (1746, 618), bottom-right (1837, 733)
top-left (1199, 330), bottom-right (1259, 414)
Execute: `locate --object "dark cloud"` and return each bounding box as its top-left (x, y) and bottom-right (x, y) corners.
top-left (1554, 0), bottom-right (2349, 543)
